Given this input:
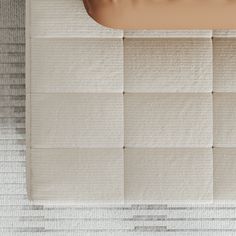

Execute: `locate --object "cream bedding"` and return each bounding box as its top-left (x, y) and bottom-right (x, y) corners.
top-left (26, 0), bottom-right (236, 203)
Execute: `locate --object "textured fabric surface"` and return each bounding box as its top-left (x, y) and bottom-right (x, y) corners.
top-left (31, 149), bottom-right (124, 201)
top-left (3, 0), bottom-right (236, 234)
top-left (124, 94), bottom-right (212, 148)
top-left (30, 94), bottom-right (124, 148)
top-left (125, 149), bottom-right (213, 201)
top-left (31, 38), bottom-right (123, 93)
top-left (124, 38), bottom-right (212, 92)
top-left (26, 0), bottom-right (236, 202)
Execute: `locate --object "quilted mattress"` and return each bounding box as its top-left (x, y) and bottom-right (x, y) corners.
top-left (26, 0), bottom-right (236, 203)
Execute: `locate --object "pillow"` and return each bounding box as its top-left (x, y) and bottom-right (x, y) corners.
top-left (83, 0), bottom-right (236, 29)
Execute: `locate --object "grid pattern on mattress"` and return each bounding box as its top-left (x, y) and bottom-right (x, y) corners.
top-left (27, 0), bottom-right (236, 202)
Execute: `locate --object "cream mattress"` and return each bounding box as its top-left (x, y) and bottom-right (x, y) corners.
top-left (26, 0), bottom-right (236, 203)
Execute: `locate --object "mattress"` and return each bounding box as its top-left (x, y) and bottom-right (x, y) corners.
top-left (26, 0), bottom-right (236, 203)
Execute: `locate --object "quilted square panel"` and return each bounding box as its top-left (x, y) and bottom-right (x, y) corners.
top-left (30, 0), bottom-right (123, 38)
top-left (30, 148), bottom-right (124, 202)
top-left (124, 38), bottom-right (212, 93)
top-left (125, 148), bottom-right (213, 202)
top-left (31, 38), bottom-right (123, 93)
top-left (124, 94), bottom-right (212, 148)
top-left (214, 38), bottom-right (236, 92)
top-left (30, 94), bottom-right (124, 148)
top-left (214, 148), bottom-right (236, 200)
top-left (214, 93), bottom-right (236, 147)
